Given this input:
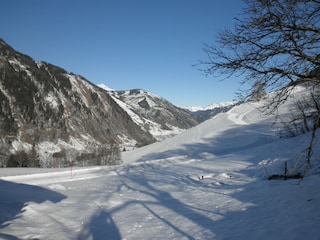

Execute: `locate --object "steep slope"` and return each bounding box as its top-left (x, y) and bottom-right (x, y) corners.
top-left (106, 88), bottom-right (199, 141)
top-left (0, 39), bottom-right (155, 167)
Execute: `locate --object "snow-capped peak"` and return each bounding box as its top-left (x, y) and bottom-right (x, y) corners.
top-left (181, 101), bottom-right (237, 112)
top-left (97, 83), bottom-right (114, 91)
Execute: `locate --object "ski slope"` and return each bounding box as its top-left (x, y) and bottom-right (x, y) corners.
top-left (1, 89), bottom-right (320, 240)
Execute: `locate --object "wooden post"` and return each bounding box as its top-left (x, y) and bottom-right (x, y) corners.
top-left (284, 161), bottom-right (287, 180)
top-left (70, 161), bottom-right (73, 177)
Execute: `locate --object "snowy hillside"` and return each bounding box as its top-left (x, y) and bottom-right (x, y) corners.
top-left (100, 88), bottom-right (198, 142)
top-left (0, 87), bottom-right (319, 240)
top-left (0, 39), bottom-right (156, 168)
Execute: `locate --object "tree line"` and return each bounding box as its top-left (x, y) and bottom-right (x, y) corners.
top-left (0, 144), bottom-right (122, 168)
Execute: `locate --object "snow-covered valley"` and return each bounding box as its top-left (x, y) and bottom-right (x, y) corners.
top-left (0, 89), bottom-right (319, 240)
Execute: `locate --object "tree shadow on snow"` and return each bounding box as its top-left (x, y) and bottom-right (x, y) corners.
top-left (137, 122), bottom-right (277, 163)
top-left (207, 174), bottom-right (319, 239)
top-left (115, 122), bottom-right (298, 238)
top-left (78, 209), bottom-right (122, 240)
top-left (0, 179), bottom-right (66, 239)
top-left (75, 121), bottom-right (308, 239)
top-left (110, 166), bottom-right (225, 239)
top-left (127, 121), bottom-right (319, 238)
top-left (76, 163), bottom-right (219, 239)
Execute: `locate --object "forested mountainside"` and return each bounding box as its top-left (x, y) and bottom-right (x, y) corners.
top-left (0, 39), bottom-right (156, 167)
top-left (0, 39), bottom-right (203, 167)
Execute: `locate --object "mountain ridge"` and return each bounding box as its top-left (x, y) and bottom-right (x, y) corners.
top-left (107, 88), bottom-right (199, 141)
top-left (0, 38), bottom-right (234, 167)
top-left (0, 39), bottom-right (156, 167)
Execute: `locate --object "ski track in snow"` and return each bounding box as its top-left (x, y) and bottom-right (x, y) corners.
top-left (1, 88), bottom-right (320, 240)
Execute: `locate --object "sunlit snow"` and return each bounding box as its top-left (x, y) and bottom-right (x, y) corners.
top-left (0, 87), bottom-right (319, 240)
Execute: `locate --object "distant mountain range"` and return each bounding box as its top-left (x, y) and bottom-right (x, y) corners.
top-left (181, 102), bottom-right (236, 112)
top-left (182, 102), bottom-right (237, 123)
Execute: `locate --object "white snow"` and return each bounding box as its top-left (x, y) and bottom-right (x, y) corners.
top-left (67, 74), bottom-right (91, 108)
top-left (8, 58), bottom-right (32, 77)
top-left (97, 83), bottom-right (114, 91)
top-left (10, 140), bottom-right (32, 153)
top-left (111, 96), bottom-right (145, 126)
top-left (0, 87), bottom-right (319, 240)
top-left (182, 101), bottom-right (236, 112)
top-left (45, 92), bottom-right (59, 109)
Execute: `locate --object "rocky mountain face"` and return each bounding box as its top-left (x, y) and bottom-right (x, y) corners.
top-left (0, 39), bottom-right (158, 167)
top-left (106, 89), bottom-right (199, 141)
top-left (0, 39), bottom-right (201, 168)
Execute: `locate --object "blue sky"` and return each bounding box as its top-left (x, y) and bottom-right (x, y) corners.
top-left (1, 0), bottom-right (244, 106)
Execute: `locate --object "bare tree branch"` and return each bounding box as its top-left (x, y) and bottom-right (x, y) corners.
top-left (199, 0), bottom-right (320, 100)
top-left (199, 0), bottom-right (320, 173)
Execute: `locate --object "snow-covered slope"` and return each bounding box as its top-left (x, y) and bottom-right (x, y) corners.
top-left (104, 89), bottom-right (198, 141)
top-left (0, 86), bottom-right (319, 240)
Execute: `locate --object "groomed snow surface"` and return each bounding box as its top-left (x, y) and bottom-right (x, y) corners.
top-left (1, 89), bottom-right (320, 240)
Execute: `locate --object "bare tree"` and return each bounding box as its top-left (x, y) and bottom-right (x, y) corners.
top-left (199, 0), bottom-right (320, 171)
top-left (251, 80), bottom-right (267, 101)
top-left (200, 0), bottom-right (319, 97)
top-left (281, 87), bottom-right (320, 135)
top-left (29, 143), bottom-right (41, 167)
top-left (7, 150), bottom-right (29, 167)
top-left (0, 143), bottom-right (10, 167)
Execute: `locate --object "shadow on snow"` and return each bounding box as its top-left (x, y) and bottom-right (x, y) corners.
top-left (0, 179), bottom-right (66, 239)
top-left (78, 209), bottom-right (121, 240)
top-left (76, 121), bottom-right (317, 239)
top-left (137, 122), bottom-right (277, 163)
